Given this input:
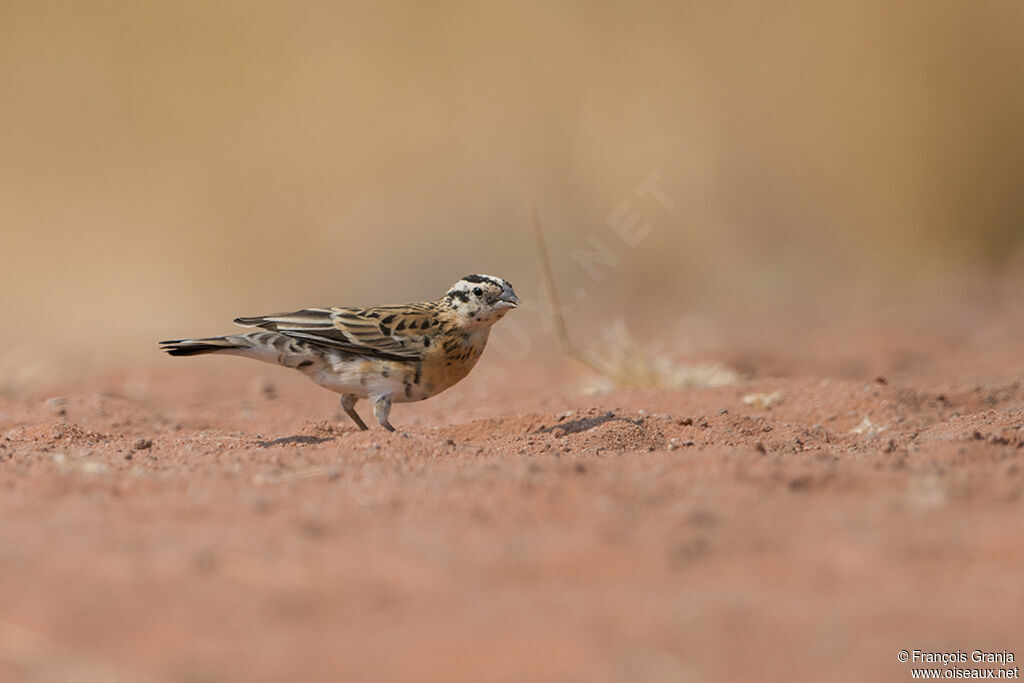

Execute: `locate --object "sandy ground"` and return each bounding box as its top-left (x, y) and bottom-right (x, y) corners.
top-left (2, 305), bottom-right (1024, 683)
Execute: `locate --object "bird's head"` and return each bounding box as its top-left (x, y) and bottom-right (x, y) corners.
top-left (444, 274), bottom-right (519, 326)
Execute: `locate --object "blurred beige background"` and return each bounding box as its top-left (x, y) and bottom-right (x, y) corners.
top-left (2, 0), bottom-right (1023, 370)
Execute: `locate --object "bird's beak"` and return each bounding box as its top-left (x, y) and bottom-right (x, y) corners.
top-left (495, 290), bottom-right (519, 309)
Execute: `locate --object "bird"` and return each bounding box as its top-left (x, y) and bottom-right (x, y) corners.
top-left (159, 274), bottom-right (519, 432)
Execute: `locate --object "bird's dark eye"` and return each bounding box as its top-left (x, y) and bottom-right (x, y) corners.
top-left (473, 287), bottom-right (483, 297)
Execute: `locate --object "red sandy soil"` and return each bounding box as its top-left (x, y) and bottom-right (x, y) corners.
top-left (2, 307), bottom-right (1024, 682)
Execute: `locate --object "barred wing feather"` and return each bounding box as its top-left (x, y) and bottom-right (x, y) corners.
top-left (233, 304), bottom-right (440, 362)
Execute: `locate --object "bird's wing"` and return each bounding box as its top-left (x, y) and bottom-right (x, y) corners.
top-left (233, 303), bottom-right (442, 362)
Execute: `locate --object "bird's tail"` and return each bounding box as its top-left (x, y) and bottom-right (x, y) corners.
top-left (159, 335), bottom-right (254, 357)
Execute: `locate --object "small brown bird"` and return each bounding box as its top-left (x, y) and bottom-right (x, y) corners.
top-left (160, 275), bottom-right (519, 431)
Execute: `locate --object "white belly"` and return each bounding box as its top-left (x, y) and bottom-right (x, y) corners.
top-left (310, 365), bottom-right (408, 400)
top-left (306, 356), bottom-right (440, 403)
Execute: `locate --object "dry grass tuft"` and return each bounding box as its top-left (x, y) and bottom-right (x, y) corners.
top-left (528, 204), bottom-right (739, 391)
top-left (584, 320), bottom-right (739, 391)
top-left (742, 390), bottom-right (783, 410)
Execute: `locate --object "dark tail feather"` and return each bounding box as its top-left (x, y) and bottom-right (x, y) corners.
top-left (159, 337), bottom-right (246, 357)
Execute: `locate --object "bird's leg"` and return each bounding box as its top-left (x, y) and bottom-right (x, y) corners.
top-left (372, 395), bottom-right (396, 432)
top-left (340, 395), bottom-right (368, 431)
